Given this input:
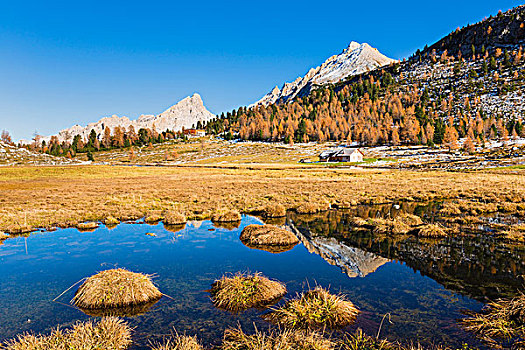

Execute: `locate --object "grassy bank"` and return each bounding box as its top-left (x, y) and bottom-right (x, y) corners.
top-left (0, 164), bottom-right (524, 234)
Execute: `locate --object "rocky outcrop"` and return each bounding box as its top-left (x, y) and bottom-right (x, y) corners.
top-left (253, 42), bottom-right (396, 106)
top-left (46, 93), bottom-right (215, 143)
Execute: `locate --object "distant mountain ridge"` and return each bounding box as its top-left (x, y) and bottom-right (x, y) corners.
top-left (43, 93), bottom-right (215, 143)
top-left (253, 41), bottom-right (396, 106)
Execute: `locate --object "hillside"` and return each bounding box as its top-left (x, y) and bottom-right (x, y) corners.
top-left (207, 5), bottom-right (525, 152)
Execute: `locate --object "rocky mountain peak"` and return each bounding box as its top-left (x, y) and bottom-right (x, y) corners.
top-left (252, 42), bottom-right (396, 107)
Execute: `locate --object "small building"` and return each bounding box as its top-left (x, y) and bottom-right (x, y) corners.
top-left (319, 148), bottom-right (364, 162)
top-left (183, 129), bottom-right (206, 137)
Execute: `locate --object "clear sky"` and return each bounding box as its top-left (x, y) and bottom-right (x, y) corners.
top-left (0, 0), bottom-right (521, 141)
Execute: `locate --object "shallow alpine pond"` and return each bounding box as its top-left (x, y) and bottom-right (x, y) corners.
top-left (2, 213), bottom-right (518, 349)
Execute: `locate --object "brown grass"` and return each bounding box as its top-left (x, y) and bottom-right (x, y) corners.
top-left (212, 210), bottom-right (242, 223)
top-left (263, 286), bottom-right (359, 330)
top-left (76, 222), bottom-right (99, 231)
top-left (149, 332), bottom-right (203, 350)
top-left (461, 293), bottom-right (525, 348)
top-left (1, 165), bottom-right (524, 234)
top-left (416, 224), bottom-right (448, 238)
top-left (104, 216), bottom-right (120, 226)
top-left (164, 211), bottom-right (187, 225)
top-left (145, 213), bottom-right (163, 223)
top-left (221, 327), bottom-right (335, 350)
top-left (0, 317), bottom-right (132, 350)
top-left (210, 272), bottom-right (286, 312)
top-left (263, 203), bottom-right (287, 218)
top-left (72, 268), bottom-right (162, 309)
top-left (240, 224), bottom-right (299, 247)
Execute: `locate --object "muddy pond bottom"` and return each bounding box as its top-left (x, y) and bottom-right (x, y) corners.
top-left (0, 215), bottom-right (484, 348)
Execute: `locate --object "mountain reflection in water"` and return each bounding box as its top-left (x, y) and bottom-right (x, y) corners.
top-left (289, 208), bottom-right (525, 302)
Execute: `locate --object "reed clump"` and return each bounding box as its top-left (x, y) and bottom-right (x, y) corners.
top-left (264, 287), bottom-right (359, 329)
top-left (295, 203), bottom-right (320, 214)
top-left (212, 210), bottom-right (242, 223)
top-left (164, 211), bottom-right (187, 225)
top-left (72, 268), bottom-right (162, 309)
top-left (145, 214), bottom-right (163, 224)
top-left (461, 293), bottom-right (525, 348)
top-left (339, 329), bottom-right (396, 350)
top-left (240, 224), bottom-right (299, 247)
top-left (1, 317), bottom-right (132, 350)
top-left (264, 203), bottom-right (286, 218)
top-left (416, 224), bottom-right (447, 238)
top-left (149, 333), bottom-right (203, 350)
top-left (77, 222), bottom-right (99, 231)
top-left (221, 327), bottom-right (335, 350)
top-left (104, 216), bottom-right (120, 226)
top-left (210, 273), bottom-right (286, 312)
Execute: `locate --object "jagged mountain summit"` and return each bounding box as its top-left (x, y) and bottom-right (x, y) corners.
top-left (47, 93), bottom-right (215, 143)
top-left (253, 42), bottom-right (396, 106)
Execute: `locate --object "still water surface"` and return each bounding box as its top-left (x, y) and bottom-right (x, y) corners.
top-left (0, 213), bottom-right (510, 349)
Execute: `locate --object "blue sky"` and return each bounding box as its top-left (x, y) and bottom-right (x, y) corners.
top-left (0, 0), bottom-right (521, 141)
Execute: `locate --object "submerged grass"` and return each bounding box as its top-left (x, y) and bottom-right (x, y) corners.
top-left (264, 286), bottom-right (359, 330)
top-left (461, 293), bottom-right (525, 348)
top-left (0, 317), bottom-right (131, 350)
top-left (240, 224), bottom-right (299, 247)
top-left (73, 268), bottom-right (162, 309)
top-left (210, 273), bottom-right (286, 312)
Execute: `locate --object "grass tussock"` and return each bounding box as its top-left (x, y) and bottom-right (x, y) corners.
top-left (264, 287), bottom-right (359, 330)
top-left (0, 232), bottom-right (9, 240)
top-left (164, 211), bottom-right (187, 225)
top-left (212, 210), bottom-right (242, 223)
top-left (240, 224), bottom-right (299, 247)
top-left (416, 224), bottom-right (448, 238)
top-left (210, 273), bottom-right (286, 312)
top-left (77, 222), bottom-right (99, 231)
top-left (461, 293), bottom-right (525, 348)
top-left (104, 216), bottom-right (120, 226)
top-left (264, 203), bottom-right (287, 218)
top-left (1, 317), bottom-right (131, 350)
top-left (295, 203), bottom-right (320, 214)
top-left (221, 327), bottom-right (335, 350)
top-left (149, 332), bottom-right (203, 350)
top-left (145, 214), bottom-right (163, 224)
top-left (73, 268), bottom-right (162, 309)
top-left (340, 329), bottom-right (397, 350)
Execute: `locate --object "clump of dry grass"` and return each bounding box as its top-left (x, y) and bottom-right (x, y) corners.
top-left (240, 224), bottom-right (299, 247)
top-left (394, 214), bottom-right (423, 227)
top-left (145, 214), bottom-right (163, 224)
top-left (221, 327), bottom-right (335, 350)
top-left (72, 268), bottom-right (162, 309)
top-left (164, 211), bottom-right (187, 225)
top-left (416, 224), bottom-right (447, 238)
top-left (0, 232), bottom-right (9, 240)
top-left (210, 273), bottom-right (286, 312)
top-left (1, 317), bottom-right (132, 350)
top-left (77, 222), bottom-right (99, 231)
top-left (296, 203), bottom-right (320, 214)
top-left (104, 216), bottom-right (120, 226)
top-left (212, 210), bottom-right (242, 222)
top-left (264, 203), bottom-right (286, 218)
top-left (264, 287), bottom-right (359, 329)
top-left (5, 224), bottom-right (34, 235)
top-left (461, 293), bottom-right (525, 348)
top-left (339, 329), bottom-right (396, 350)
top-left (149, 332), bottom-right (203, 350)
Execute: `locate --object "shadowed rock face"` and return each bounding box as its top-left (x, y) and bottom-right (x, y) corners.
top-left (44, 93), bottom-right (215, 143)
top-left (253, 42), bottom-right (395, 107)
top-left (290, 222), bottom-right (389, 278)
